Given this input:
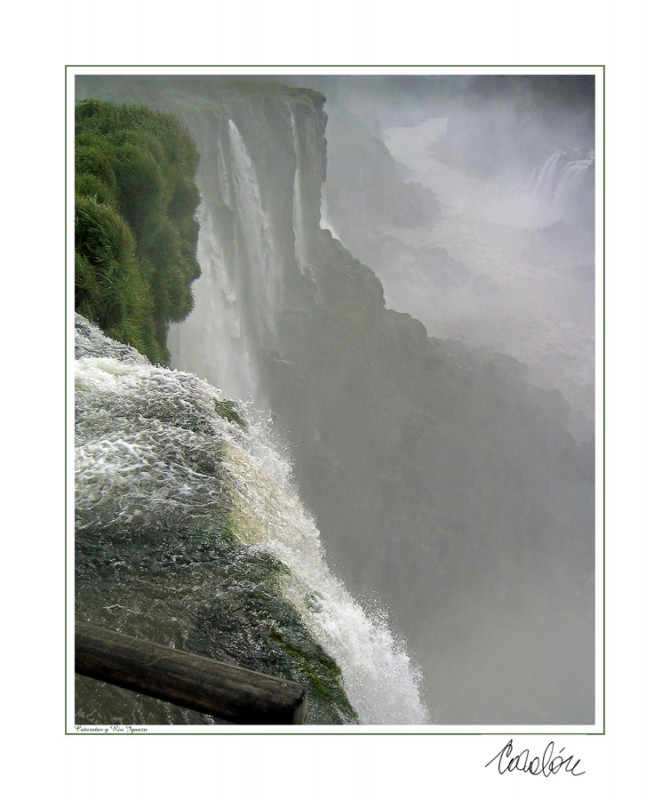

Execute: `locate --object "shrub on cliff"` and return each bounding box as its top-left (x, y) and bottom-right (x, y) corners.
top-left (74, 99), bottom-right (201, 364)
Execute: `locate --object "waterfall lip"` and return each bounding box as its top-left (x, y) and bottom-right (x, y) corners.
top-left (223, 411), bottom-right (430, 725)
top-left (75, 317), bottom-right (429, 725)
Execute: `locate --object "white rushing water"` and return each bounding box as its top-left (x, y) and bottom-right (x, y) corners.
top-left (168, 120), bottom-right (280, 404)
top-left (224, 413), bottom-right (429, 724)
top-left (528, 148), bottom-right (595, 225)
top-left (76, 319), bottom-right (429, 724)
top-left (227, 119), bottom-right (281, 343)
top-left (290, 111), bottom-right (310, 274)
top-left (167, 201), bottom-right (257, 402)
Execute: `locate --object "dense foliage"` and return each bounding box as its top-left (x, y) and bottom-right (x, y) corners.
top-left (75, 99), bottom-right (201, 363)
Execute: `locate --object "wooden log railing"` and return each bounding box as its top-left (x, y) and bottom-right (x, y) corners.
top-left (75, 621), bottom-right (307, 724)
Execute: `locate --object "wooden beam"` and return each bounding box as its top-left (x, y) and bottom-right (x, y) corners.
top-left (75, 621), bottom-right (307, 725)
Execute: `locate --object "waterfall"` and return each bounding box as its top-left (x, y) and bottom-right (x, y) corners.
top-left (528, 148), bottom-right (595, 226)
top-left (222, 412), bottom-right (428, 724)
top-left (227, 119), bottom-right (282, 343)
top-left (168, 114), bottom-right (307, 406)
top-left (75, 316), bottom-right (428, 725)
top-left (553, 156), bottom-right (594, 219)
top-left (167, 201), bottom-right (256, 401)
top-left (166, 115), bottom-right (260, 402)
top-left (167, 119), bottom-right (281, 403)
top-left (291, 112), bottom-right (310, 274)
top-left (529, 149), bottom-right (567, 201)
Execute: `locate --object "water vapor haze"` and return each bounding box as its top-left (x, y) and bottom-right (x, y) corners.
top-left (316, 75), bottom-right (596, 438)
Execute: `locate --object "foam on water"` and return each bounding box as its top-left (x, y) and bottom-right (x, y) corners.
top-left (75, 320), bottom-right (429, 724)
top-left (224, 414), bottom-right (430, 724)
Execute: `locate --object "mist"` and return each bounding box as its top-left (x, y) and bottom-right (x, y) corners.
top-left (75, 74), bottom-right (596, 726)
top-left (313, 74), bottom-right (596, 440)
top-left (313, 76), bottom-right (596, 723)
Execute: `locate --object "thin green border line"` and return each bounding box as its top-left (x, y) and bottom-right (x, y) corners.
top-left (66, 65), bottom-right (605, 736)
top-left (601, 64), bottom-right (606, 736)
top-left (65, 64), bottom-right (70, 736)
top-left (66, 63), bottom-right (604, 67)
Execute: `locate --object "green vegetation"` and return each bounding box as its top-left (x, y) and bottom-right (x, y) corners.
top-left (214, 399), bottom-right (246, 428)
top-left (75, 99), bottom-right (201, 364)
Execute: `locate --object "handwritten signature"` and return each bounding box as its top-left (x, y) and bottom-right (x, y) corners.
top-left (485, 738), bottom-right (585, 776)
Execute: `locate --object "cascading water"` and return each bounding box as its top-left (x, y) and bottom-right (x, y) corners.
top-left (291, 112), bottom-right (310, 274)
top-left (227, 120), bottom-right (281, 343)
top-left (75, 315), bottom-right (428, 725)
top-left (170, 202), bottom-right (256, 401)
top-left (222, 412), bottom-right (428, 724)
top-left (528, 148), bottom-right (595, 226)
top-left (164, 115), bottom-right (258, 401)
top-left (529, 149), bottom-right (567, 201)
top-left (553, 155), bottom-right (595, 221)
top-left (168, 113), bottom-right (301, 406)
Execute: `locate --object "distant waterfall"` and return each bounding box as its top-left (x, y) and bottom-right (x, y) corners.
top-left (227, 119), bottom-right (282, 342)
top-left (291, 112), bottom-right (310, 274)
top-left (528, 148), bottom-right (595, 226)
top-left (553, 157), bottom-right (594, 218)
top-left (530, 149), bottom-right (567, 202)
